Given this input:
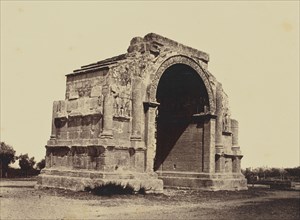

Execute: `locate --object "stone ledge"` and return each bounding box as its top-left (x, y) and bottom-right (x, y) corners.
top-left (224, 153), bottom-right (244, 158)
top-left (113, 115), bottom-right (131, 122)
top-left (222, 131), bottom-right (232, 136)
top-left (46, 138), bottom-right (146, 149)
top-left (160, 175), bottom-right (247, 191)
top-left (157, 171), bottom-right (245, 179)
top-left (42, 168), bottom-right (157, 178)
top-left (36, 170), bottom-right (163, 194)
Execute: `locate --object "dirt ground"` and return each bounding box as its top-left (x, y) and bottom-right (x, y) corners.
top-left (0, 179), bottom-right (299, 220)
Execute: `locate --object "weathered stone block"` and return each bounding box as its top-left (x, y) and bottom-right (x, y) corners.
top-left (38, 33), bottom-right (247, 193)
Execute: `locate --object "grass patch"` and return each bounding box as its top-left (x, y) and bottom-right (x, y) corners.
top-left (85, 183), bottom-right (146, 196)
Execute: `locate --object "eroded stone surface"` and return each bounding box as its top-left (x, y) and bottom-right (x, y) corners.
top-left (38, 33), bottom-right (247, 192)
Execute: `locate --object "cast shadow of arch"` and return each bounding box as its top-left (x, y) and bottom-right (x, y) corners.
top-left (154, 63), bottom-right (209, 172)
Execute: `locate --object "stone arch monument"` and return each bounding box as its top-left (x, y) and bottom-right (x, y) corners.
top-left (37, 33), bottom-right (247, 193)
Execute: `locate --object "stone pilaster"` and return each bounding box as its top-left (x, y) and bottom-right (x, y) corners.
top-left (45, 156), bottom-right (50, 168)
top-left (50, 101), bottom-right (58, 140)
top-left (231, 119), bottom-right (242, 173)
top-left (144, 101), bottom-right (160, 172)
top-left (231, 119), bottom-right (239, 147)
top-left (203, 117), bottom-right (216, 173)
top-left (215, 83), bottom-right (223, 152)
top-left (215, 83), bottom-right (225, 173)
top-left (232, 157), bottom-right (241, 173)
top-left (100, 93), bottom-right (114, 138)
top-left (131, 77), bottom-right (143, 141)
top-left (215, 155), bottom-right (225, 173)
top-left (50, 153), bottom-right (54, 167)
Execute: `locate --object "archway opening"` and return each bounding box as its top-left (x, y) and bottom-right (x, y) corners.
top-left (154, 64), bottom-right (209, 173)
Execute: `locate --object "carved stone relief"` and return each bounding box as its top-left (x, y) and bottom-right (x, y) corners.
top-left (54, 100), bottom-right (67, 120)
top-left (68, 85), bottom-right (79, 100)
top-left (110, 64), bottom-right (132, 118)
top-left (222, 95), bottom-right (231, 132)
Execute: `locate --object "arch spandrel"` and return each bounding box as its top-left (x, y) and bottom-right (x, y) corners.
top-left (148, 55), bottom-right (215, 113)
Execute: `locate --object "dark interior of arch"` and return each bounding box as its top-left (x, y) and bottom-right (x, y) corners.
top-left (154, 64), bottom-right (209, 172)
top-left (156, 64), bottom-right (209, 117)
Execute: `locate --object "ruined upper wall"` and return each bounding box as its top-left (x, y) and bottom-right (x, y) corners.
top-left (67, 33), bottom-right (210, 76)
top-left (62, 33), bottom-right (223, 117)
top-left (127, 33), bottom-right (209, 63)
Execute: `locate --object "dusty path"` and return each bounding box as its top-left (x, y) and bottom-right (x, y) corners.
top-left (0, 180), bottom-right (299, 219)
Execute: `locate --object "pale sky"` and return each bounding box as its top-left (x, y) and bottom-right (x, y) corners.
top-left (1, 1), bottom-right (299, 168)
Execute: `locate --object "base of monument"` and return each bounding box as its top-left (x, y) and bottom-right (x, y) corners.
top-left (36, 168), bottom-right (164, 194)
top-left (157, 171), bottom-right (248, 191)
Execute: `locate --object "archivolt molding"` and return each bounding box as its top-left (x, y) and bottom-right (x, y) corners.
top-left (148, 55), bottom-right (216, 113)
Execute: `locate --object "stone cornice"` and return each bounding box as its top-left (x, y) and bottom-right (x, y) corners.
top-left (143, 33), bottom-right (209, 62)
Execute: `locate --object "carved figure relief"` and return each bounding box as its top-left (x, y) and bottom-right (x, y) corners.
top-left (97, 95), bottom-right (104, 112)
top-left (110, 64), bottom-right (132, 118)
top-left (222, 113), bottom-right (230, 132)
top-left (68, 85), bottom-right (79, 100)
top-left (222, 95), bottom-right (231, 132)
top-left (55, 100), bottom-right (67, 118)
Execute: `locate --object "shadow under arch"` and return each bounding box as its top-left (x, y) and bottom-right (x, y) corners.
top-left (154, 64), bottom-right (210, 172)
top-left (148, 55), bottom-right (215, 113)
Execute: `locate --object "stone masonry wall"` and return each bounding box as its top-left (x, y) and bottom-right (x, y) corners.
top-left (46, 33), bottom-right (244, 178)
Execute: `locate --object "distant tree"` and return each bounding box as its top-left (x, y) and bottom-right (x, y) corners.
top-left (243, 168), bottom-right (256, 183)
top-left (285, 167), bottom-right (300, 180)
top-left (279, 168), bottom-right (288, 180)
top-left (257, 167), bottom-right (266, 179)
top-left (244, 166), bottom-right (299, 182)
top-left (0, 142), bottom-right (16, 177)
top-left (18, 154), bottom-right (36, 177)
top-left (36, 159), bottom-right (45, 170)
top-left (269, 168), bottom-right (281, 178)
